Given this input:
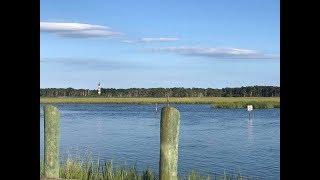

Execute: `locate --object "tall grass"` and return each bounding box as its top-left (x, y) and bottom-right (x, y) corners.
top-left (211, 101), bottom-right (280, 109)
top-left (40, 97), bottom-right (279, 106)
top-left (187, 170), bottom-right (211, 180)
top-left (40, 159), bottom-right (44, 177)
top-left (40, 157), bottom-right (259, 180)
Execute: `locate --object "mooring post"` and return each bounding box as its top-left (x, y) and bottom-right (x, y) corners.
top-left (44, 105), bottom-right (60, 178)
top-left (160, 106), bottom-right (180, 180)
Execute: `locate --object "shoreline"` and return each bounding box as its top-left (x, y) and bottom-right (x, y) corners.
top-left (40, 97), bottom-right (280, 108)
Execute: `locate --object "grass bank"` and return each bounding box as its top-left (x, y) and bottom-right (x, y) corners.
top-left (211, 101), bottom-right (280, 109)
top-left (40, 156), bottom-right (258, 180)
top-left (40, 97), bottom-right (279, 106)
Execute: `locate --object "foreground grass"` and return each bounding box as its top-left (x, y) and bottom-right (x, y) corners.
top-left (40, 97), bottom-right (279, 105)
top-left (40, 157), bottom-right (259, 180)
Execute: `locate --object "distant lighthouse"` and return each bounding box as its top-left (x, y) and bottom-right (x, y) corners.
top-left (98, 82), bottom-right (101, 95)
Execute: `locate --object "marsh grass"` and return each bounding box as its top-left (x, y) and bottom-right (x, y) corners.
top-left (187, 170), bottom-right (210, 180)
top-left (40, 159), bottom-right (44, 177)
top-left (40, 97), bottom-right (279, 107)
top-left (40, 157), bottom-right (259, 180)
top-left (211, 101), bottom-right (280, 109)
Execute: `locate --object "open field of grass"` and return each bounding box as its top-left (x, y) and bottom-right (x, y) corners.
top-left (40, 97), bottom-right (279, 107)
top-left (40, 156), bottom-right (258, 180)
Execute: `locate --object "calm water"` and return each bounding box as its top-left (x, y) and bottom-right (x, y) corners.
top-left (40, 104), bottom-right (279, 179)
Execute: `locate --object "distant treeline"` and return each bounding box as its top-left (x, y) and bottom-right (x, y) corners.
top-left (40, 86), bottom-right (280, 98)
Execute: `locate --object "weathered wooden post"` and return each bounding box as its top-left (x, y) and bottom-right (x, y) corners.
top-left (160, 106), bottom-right (180, 180)
top-left (44, 105), bottom-right (60, 178)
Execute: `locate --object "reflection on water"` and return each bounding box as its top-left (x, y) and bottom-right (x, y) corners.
top-left (247, 119), bottom-right (254, 143)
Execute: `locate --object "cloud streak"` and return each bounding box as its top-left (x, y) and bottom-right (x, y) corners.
top-left (141, 37), bottom-right (179, 42)
top-left (122, 37), bottom-right (179, 43)
top-left (40, 58), bottom-right (145, 70)
top-left (150, 47), bottom-right (279, 59)
top-left (40, 22), bottom-right (122, 38)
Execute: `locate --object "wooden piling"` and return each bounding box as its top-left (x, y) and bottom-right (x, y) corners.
top-left (160, 106), bottom-right (180, 180)
top-left (44, 105), bottom-right (60, 178)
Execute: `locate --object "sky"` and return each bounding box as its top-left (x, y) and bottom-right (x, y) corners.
top-left (40, 0), bottom-right (280, 89)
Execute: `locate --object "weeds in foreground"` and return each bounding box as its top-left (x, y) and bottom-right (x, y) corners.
top-left (40, 157), bottom-right (260, 180)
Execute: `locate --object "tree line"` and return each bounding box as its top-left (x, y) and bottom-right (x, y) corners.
top-left (40, 86), bottom-right (280, 98)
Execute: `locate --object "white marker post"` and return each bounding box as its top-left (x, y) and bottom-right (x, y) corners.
top-left (98, 82), bottom-right (101, 96)
top-left (247, 105), bottom-right (253, 120)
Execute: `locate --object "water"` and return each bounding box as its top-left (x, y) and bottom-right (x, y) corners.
top-left (40, 104), bottom-right (279, 179)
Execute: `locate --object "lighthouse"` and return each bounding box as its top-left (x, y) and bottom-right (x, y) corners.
top-left (98, 82), bottom-right (101, 95)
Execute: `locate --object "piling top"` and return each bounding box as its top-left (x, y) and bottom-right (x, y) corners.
top-left (44, 104), bottom-right (59, 111)
top-left (161, 106), bottom-right (179, 113)
top-left (161, 106), bottom-right (180, 122)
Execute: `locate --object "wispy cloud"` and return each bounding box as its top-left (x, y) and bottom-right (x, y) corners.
top-left (141, 37), bottom-right (179, 42)
top-left (150, 47), bottom-right (279, 59)
top-left (40, 22), bottom-right (123, 38)
top-left (40, 57), bottom-right (144, 70)
top-left (122, 37), bottom-right (179, 43)
top-left (122, 40), bottom-right (134, 43)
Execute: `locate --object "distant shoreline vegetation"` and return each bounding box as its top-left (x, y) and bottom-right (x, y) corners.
top-left (40, 86), bottom-right (280, 98)
top-left (40, 86), bottom-right (280, 108)
top-left (40, 97), bottom-right (280, 108)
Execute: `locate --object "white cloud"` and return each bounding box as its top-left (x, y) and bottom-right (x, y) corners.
top-left (151, 47), bottom-right (279, 59)
top-left (59, 29), bottom-right (122, 38)
top-left (141, 37), bottom-right (179, 42)
top-left (40, 22), bottom-right (122, 38)
top-left (40, 22), bottom-right (108, 31)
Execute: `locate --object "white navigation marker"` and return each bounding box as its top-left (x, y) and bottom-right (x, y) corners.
top-left (247, 105), bottom-right (253, 120)
top-left (98, 82), bottom-right (101, 96)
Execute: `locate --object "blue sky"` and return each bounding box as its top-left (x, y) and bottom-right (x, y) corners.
top-left (40, 0), bottom-right (279, 89)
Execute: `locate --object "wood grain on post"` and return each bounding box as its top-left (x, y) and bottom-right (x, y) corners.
top-left (160, 106), bottom-right (180, 180)
top-left (44, 105), bottom-right (60, 178)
